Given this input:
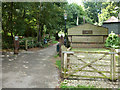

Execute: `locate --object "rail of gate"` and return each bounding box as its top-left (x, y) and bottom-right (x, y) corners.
top-left (61, 50), bottom-right (119, 81)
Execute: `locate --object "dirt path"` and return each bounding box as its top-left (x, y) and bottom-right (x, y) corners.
top-left (2, 44), bottom-right (60, 88)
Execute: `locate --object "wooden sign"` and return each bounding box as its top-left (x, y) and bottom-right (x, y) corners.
top-left (82, 30), bottom-right (93, 34)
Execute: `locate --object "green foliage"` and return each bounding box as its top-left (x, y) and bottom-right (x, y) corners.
top-left (18, 36), bottom-right (58, 49)
top-left (54, 54), bottom-right (59, 58)
top-left (43, 44), bottom-right (49, 48)
top-left (2, 36), bottom-right (14, 49)
top-left (83, 2), bottom-right (102, 23)
top-left (19, 37), bottom-right (43, 49)
top-left (55, 60), bottom-right (61, 70)
top-left (50, 36), bottom-right (55, 41)
top-left (83, 1), bottom-right (120, 25)
top-left (98, 2), bottom-right (120, 25)
top-left (105, 31), bottom-right (120, 49)
top-left (35, 42), bottom-right (43, 48)
top-left (2, 2), bottom-right (67, 47)
top-left (65, 3), bottom-right (93, 27)
top-left (2, 41), bottom-right (13, 49)
top-left (52, 40), bottom-right (58, 44)
top-left (4, 2), bottom-right (118, 49)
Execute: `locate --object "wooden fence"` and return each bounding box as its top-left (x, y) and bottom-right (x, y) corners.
top-left (19, 39), bottom-right (35, 50)
top-left (19, 39), bottom-right (52, 50)
top-left (61, 48), bottom-right (120, 81)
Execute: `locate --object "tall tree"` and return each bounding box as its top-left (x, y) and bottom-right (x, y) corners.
top-left (98, 1), bottom-right (120, 25)
top-left (65, 3), bottom-right (92, 28)
top-left (83, 2), bottom-right (102, 23)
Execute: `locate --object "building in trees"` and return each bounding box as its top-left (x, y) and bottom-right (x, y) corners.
top-left (68, 23), bottom-right (108, 48)
top-left (102, 16), bottom-right (120, 35)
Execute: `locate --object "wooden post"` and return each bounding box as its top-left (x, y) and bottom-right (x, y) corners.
top-left (110, 50), bottom-right (113, 81)
top-left (62, 51), bottom-right (74, 79)
top-left (113, 52), bottom-right (116, 81)
top-left (71, 36), bottom-right (72, 47)
top-left (61, 52), bottom-right (64, 78)
top-left (64, 53), bottom-right (67, 78)
top-left (25, 40), bottom-right (28, 51)
top-left (118, 52), bottom-right (120, 81)
top-left (14, 36), bottom-right (19, 54)
top-left (59, 43), bottom-right (61, 57)
top-left (59, 36), bottom-right (64, 57)
top-left (110, 49), bottom-right (116, 81)
top-left (64, 53), bottom-right (67, 69)
top-left (76, 15), bottom-right (79, 26)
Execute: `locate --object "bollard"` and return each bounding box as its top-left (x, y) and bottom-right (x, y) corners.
top-left (25, 40), bottom-right (28, 51)
top-left (14, 36), bottom-right (19, 54)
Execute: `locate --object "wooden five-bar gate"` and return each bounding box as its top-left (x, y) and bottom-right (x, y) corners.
top-left (61, 50), bottom-right (120, 81)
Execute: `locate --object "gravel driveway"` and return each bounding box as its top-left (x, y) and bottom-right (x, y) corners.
top-left (2, 44), bottom-right (59, 88)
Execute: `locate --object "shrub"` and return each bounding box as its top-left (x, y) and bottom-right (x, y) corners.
top-left (19, 37), bottom-right (43, 48)
top-left (105, 31), bottom-right (120, 49)
top-left (36, 42), bottom-right (43, 48)
top-left (2, 35), bottom-right (14, 49)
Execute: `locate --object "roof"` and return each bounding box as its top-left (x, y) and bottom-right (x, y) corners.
top-left (68, 23), bottom-right (108, 36)
top-left (103, 16), bottom-right (120, 24)
top-left (68, 23), bottom-right (108, 30)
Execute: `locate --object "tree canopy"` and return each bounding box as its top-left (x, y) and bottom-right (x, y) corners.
top-left (2, 1), bottom-right (120, 49)
top-left (83, 1), bottom-right (120, 25)
top-left (2, 2), bottom-right (92, 40)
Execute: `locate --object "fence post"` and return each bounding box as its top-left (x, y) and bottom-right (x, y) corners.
top-left (110, 49), bottom-right (116, 81)
top-left (110, 49), bottom-right (113, 81)
top-left (113, 51), bottom-right (116, 81)
top-left (61, 52), bottom-right (64, 78)
top-left (62, 51), bottom-right (74, 79)
top-left (25, 40), bottom-right (28, 51)
top-left (118, 52), bottom-right (120, 81)
top-left (59, 36), bottom-right (64, 57)
top-left (64, 53), bottom-right (67, 78)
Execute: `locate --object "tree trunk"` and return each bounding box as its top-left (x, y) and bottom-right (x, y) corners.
top-left (38, 2), bottom-right (42, 42)
top-left (38, 19), bottom-right (41, 42)
top-left (40, 24), bottom-right (43, 40)
top-left (10, 2), bottom-right (14, 40)
top-left (49, 31), bottom-right (51, 40)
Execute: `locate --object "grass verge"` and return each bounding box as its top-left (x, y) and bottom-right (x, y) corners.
top-left (54, 54), bottom-right (59, 58)
top-left (60, 81), bottom-right (95, 89)
top-left (55, 59), bottom-right (61, 70)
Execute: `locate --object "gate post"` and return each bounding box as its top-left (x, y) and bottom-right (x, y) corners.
top-left (25, 40), bottom-right (28, 51)
top-left (113, 50), bottom-right (116, 81)
top-left (110, 51), bottom-right (113, 81)
top-left (110, 49), bottom-right (116, 81)
top-left (61, 51), bottom-right (74, 79)
top-left (59, 36), bottom-right (64, 57)
top-left (61, 52), bottom-right (64, 78)
top-left (60, 51), bottom-right (67, 78)
top-left (64, 52), bottom-right (67, 78)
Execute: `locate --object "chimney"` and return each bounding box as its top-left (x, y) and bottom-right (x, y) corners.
top-left (76, 16), bottom-right (79, 25)
top-left (83, 16), bottom-right (85, 24)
